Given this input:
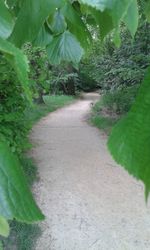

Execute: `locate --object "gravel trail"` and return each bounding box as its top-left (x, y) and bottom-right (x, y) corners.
top-left (31, 93), bottom-right (150, 250)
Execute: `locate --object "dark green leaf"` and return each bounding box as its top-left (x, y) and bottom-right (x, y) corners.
top-left (0, 139), bottom-right (44, 222)
top-left (108, 67), bottom-right (150, 199)
top-left (47, 31), bottom-right (84, 64)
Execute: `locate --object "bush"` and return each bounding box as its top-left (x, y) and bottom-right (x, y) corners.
top-left (101, 85), bottom-right (140, 114)
top-left (91, 85), bottom-right (139, 133)
top-left (0, 56), bottom-right (31, 155)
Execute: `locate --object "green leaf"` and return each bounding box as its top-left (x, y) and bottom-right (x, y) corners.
top-left (61, 2), bottom-right (92, 49)
top-left (108, 67), bottom-right (150, 199)
top-left (0, 37), bottom-right (31, 100)
top-left (124, 0), bottom-right (138, 37)
top-left (48, 10), bottom-right (67, 35)
top-left (88, 7), bottom-right (114, 39)
top-left (0, 216), bottom-right (9, 237)
top-left (33, 25), bottom-right (53, 47)
top-left (0, 139), bottom-right (44, 222)
top-left (144, 1), bottom-right (150, 22)
top-left (46, 31), bottom-right (84, 64)
top-left (80, 0), bottom-right (138, 37)
top-left (111, 0), bottom-right (133, 26)
top-left (0, 0), bottom-right (14, 39)
top-left (9, 0), bottom-right (65, 47)
top-left (79, 0), bottom-right (113, 11)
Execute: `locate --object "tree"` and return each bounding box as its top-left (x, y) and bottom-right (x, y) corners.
top-left (0, 0), bottom-right (150, 241)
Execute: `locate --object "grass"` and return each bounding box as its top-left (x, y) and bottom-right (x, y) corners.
top-left (91, 86), bottom-right (139, 133)
top-left (91, 99), bottom-right (119, 134)
top-left (2, 95), bottom-right (75, 250)
top-left (91, 115), bottom-right (117, 131)
top-left (43, 95), bottom-right (74, 110)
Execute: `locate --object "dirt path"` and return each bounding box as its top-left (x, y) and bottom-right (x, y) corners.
top-left (31, 93), bottom-right (150, 250)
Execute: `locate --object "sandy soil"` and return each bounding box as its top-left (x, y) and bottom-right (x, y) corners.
top-left (31, 93), bottom-right (150, 250)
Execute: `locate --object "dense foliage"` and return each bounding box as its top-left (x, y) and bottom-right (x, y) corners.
top-left (81, 20), bottom-right (150, 96)
top-left (0, 57), bottom-right (30, 155)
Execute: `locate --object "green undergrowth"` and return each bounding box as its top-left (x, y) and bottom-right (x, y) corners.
top-left (91, 86), bottom-right (139, 133)
top-left (2, 95), bottom-right (74, 250)
top-left (91, 98), bottom-right (120, 134)
top-left (91, 115), bottom-right (117, 131)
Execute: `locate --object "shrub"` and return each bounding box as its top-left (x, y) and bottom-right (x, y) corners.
top-left (102, 85), bottom-right (140, 114)
top-left (0, 56), bottom-right (31, 155)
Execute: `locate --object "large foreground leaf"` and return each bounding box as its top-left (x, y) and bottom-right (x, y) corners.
top-left (123, 0), bottom-right (138, 37)
top-left (0, 0), bottom-right (14, 39)
top-left (47, 31), bottom-right (84, 64)
top-left (80, 0), bottom-right (138, 36)
top-left (9, 0), bottom-right (65, 47)
top-left (108, 68), bottom-right (150, 199)
top-left (0, 37), bottom-right (30, 100)
top-left (61, 2), bottom-right (92, 49)
top-left (0, 139), bottom-right (44, 222)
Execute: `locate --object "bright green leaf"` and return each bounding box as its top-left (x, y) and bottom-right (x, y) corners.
top-left (0, 37), bottom-right (31, 100)
top-left (47, 31), bottom-right (84, 64)
top-left (0, 0), bottom-right (14, 39)
top-left (61, 2), bottom-right (92, 49)
top-left (0, 216), bottom-right (9, 237)
top-left (124, 0), bottom-right (138, 37)
top-left (111, 0), bottom-right (133, 26)
top-left (0, 139), bottom-right (44, 222)
top-left (9, 0), bottom-right (65, 48)
top-left (108, 67), bottom-right (150, 199)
